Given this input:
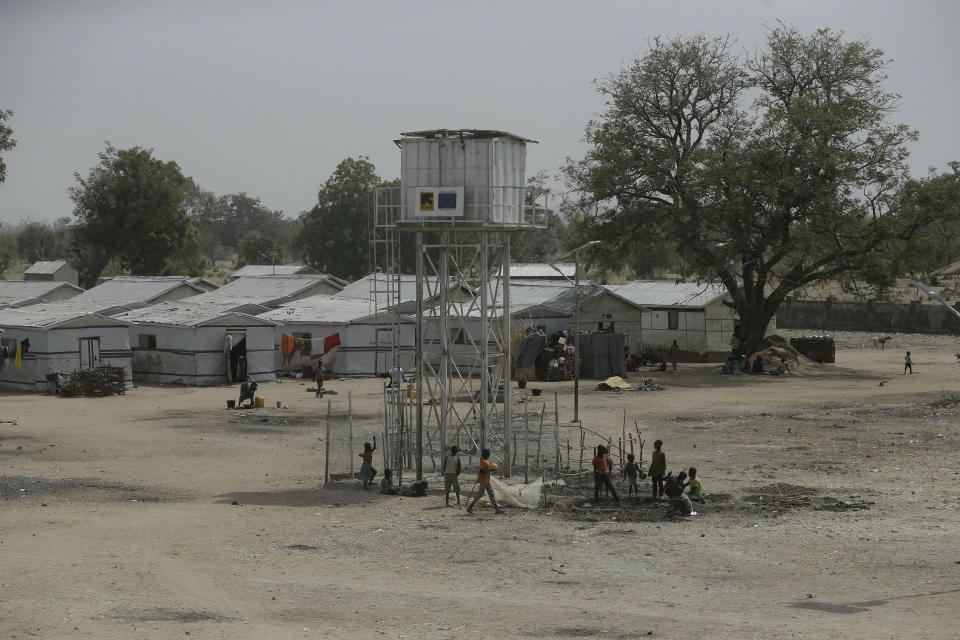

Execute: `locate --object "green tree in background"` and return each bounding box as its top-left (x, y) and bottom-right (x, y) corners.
top-left (69, 144), bottom-right (207, 287)
top-left (566, 27), bottom-right (933, 355)
top-left (237, 230), bottom-right (284, 268)
top-left (17, 220), bottom-right (70, 263)
top-left (296, 156), bottom-right (382, 280)
top-left (0, 109), bottom-right (15, 184)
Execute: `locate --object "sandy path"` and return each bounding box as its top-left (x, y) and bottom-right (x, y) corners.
top-left (1, 331), bottom-right (958, 639)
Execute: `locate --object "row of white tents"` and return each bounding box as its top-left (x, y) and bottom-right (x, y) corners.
top-left (0, 261), bottom-right (753, 392)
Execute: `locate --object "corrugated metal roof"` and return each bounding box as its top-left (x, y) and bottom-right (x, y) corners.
top-left (337, 273), bottom-right (448, 304)
top-left (24, 260), bottom-right (70, 275)
top-left (0, 301), bottom-right (132, 329)
top-left (98, 275), bottom-right (220, 291)
top-left (231, 264), bottom-right (318, 277)
top-left (507, 263), bottom-right (576, 279)
top-left (258, 295), bottom-right (387, 324)
top-left (73, 277), bottom-right (205, 303)
top-left (187, 276), bottom-right (336, 306)
top-left (607, 281), bottom-right (729, 308)
top-left (0, 281), bottom-right (81, 305)
top-left (399, 129), bottom-right (537, 144)
top-left (932, 260), bottom-right (960, 277)
top-left (114, 301), bottom-right (276, 326)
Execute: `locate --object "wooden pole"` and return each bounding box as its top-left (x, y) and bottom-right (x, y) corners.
top-left (524, 393), bottom-right (529, 484)
top-left (536, 402), bottom-right (545, 470)
top-left (348, 390), bottom-right (355, 480)
top-left (323, 399), bottom-right (331, 483)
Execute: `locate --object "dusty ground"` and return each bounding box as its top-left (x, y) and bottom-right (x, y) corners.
top-left (2, 330), bottom-right (958, 639)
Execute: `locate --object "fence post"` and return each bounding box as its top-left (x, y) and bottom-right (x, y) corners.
top-left (536, 402), bottom-right (545, 471)
top-left (524, 393), bottom-right (529, 484)
top-left (324, 398), bottom-right (332, 483)
top-left (348, 390), bottom-right (355, 480)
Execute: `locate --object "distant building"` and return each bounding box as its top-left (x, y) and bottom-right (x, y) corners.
top-left (0, 281), bottom-right (83, 308)
top-left (230, 264), bottom-right (320, 278)
top-left (24, 260), bottom-right (79, 286)
top-left (505, 263), bottom-right (580, 281)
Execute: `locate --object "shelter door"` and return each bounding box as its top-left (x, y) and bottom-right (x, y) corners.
top-left (79, 337), bottom-right (101, 369)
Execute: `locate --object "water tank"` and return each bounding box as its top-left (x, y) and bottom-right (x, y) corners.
top-left (398, 129), bottom-right (534, 227)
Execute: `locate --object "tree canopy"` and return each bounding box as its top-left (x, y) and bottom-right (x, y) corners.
top-left (0, 109), bottom-right (15, 184)
top-left (69, 144), bottom-right (207, 286)
top-left (295, 156), bottom-right (384, 280)
top-left (566, 26), bottom-right (934, 354)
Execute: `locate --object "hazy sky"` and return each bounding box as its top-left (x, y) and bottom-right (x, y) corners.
top-left (1, 0), bottom-right (957, 224)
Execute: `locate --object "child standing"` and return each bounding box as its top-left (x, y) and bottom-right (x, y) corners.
top-left (358, 438), bottom-right (377, 490)
top-left (904, 351), bottom-right (913, 375)
top-left (442, 445), bottom-right (463, 507)
top-left (591, 445), bottom-right (620, 503)
top-left (623, 453), bottom-right (642, 498)
top-left (649, 439), bottom-right (666, 501)
top-left (687, 467), bottom-right (704, 503)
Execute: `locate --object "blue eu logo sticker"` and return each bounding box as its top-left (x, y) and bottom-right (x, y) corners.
top-left (437, 192), bottom-right (457, 210)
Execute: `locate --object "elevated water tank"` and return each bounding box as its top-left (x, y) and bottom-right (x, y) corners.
top-left (398, 129), bottom-right (536, 227)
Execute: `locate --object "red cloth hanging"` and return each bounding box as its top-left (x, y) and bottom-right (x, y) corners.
top-left (280, 333), bottom-right (296, 358)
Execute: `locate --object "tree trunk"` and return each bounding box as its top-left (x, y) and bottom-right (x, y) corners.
top-left (739, 304), bottom-right (777, 358)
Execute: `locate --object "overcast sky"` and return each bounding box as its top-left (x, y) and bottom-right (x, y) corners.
top-left (1, 0), bottom-right (957, 224)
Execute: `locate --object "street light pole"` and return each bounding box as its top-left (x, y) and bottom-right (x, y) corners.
top-left (548, 240), bottom-right (601, 425)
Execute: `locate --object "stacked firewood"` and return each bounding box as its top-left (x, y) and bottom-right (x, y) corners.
top-left (60, 366), bottom-right (126, 397)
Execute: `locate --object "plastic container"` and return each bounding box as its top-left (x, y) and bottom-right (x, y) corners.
top-left (226, 400), bottom-right (236, 409)
top-left (254, 396), bottom-right (264, 408)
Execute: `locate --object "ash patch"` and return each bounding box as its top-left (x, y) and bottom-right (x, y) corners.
top-left (285, 543), bottom-right (323, 552)
top-left (533, 627), bottom-right (642, 639)
top-left (0, 475), bottom-right (174, 503)
top-left (740, 484), bottom-right (872, 512)
top-left (109, 607), bottom-right (233, 623)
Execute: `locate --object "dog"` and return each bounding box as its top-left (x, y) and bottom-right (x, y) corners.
top-left (872, 336), bottom-right (892, 350)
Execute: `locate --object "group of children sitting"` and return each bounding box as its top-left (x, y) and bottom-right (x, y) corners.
top-left (593, 439), bottom-right (704, 516)
top-left (723, 354), bottom-right (792, 376)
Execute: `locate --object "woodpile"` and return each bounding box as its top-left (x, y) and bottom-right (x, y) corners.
top-left (59, 366), bottom-right (126, 397)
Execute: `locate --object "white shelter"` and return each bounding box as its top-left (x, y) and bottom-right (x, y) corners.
top-left (71, 276), bottom-right (210, 313)
top-left (231, 264), bottom-right (320, 278)
top-left (0, 302), bottom-right (133, 392)
top-left (606, 280), bottom-right (773, 358)
top-left (187, 275), bottom-right (344, 308)
top-left (0, 281), bottom-right (83, 307)
top-left (257, 294), bottom-right (415, 375)
top-left (24, 260), bottom-right (79, 286)
top-left (114, 301), bottom-right (278, 385)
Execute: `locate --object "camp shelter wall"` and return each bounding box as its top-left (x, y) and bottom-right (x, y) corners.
top-left (260, 298), bottom-right (415, 376)
top-left (0, 316), bottom-right (133, 392)
top-left (126, 319), bottom-right (277, 386)
top-left (576, 293), bottom-right (643, 353)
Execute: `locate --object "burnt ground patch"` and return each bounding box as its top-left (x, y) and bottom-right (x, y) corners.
top-left (0, 475), bottom-right (178, 503)
top-left (107, 607), bottom-right (233, 623)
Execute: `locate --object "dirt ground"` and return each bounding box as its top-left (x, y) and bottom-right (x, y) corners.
top-left (2, 329), bottom-right (958, 640)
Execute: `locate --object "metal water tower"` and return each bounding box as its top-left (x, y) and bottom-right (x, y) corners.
top-left (375, 129), bottom-right (547, 479)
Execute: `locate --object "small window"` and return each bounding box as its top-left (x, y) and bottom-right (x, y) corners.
top-left (668, 311), bottom-right (679, 330)
top-left (138, 334), bottom-right (157, 349)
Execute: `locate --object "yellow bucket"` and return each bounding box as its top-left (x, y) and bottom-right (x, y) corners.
top-left (406, 384), bottom-right (417, 400)
top-left (254, 396), bottom-right (264, 408)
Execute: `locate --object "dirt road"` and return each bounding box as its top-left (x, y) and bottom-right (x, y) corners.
top-left (1, 330), bottom-right (958, 639)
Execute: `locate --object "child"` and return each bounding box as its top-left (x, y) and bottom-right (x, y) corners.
top-left (904, 351), bottom-right (913, 375)
top-left (466, 449), bottom-right (503, 514)
top-left (649, 439), bottom-right (666, 501)
top-left (591, 445), bottom-right (620, 503)
top-left (623, 453), bottom-right (642, 498)
top-left (687, 467), bottom-right (704, 503)
top-left (442, 445), bottom-right (463, 507)
top-left (665, 470), bottom-right (692, 515)
top-left (379, 468), bottom-right (398, 495)
top-left (358, 438), bottom-right (377, 490)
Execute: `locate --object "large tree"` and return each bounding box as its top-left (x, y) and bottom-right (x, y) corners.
top-left (17, 220), bottom-right (69, 263)
top-left (69, 144), bottom-right (206, 286)
top-left (566, 27), bottom-right (931, 355)
top-left (0, 109), bottom-right (15, 184)
top-left (295, 156), bottom-right (383, 280)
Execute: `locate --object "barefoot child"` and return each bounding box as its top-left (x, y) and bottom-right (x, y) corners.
top-left (649, 440), bottom-right (666, 501)
top-left (623, 453), bottom-right (642, 498)
top-left (359, 438), bottom-right (377, 490)
top-left (665, 470), bottom-right (692, 515)
top-left (687, 467), bottom-right (704, 503)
